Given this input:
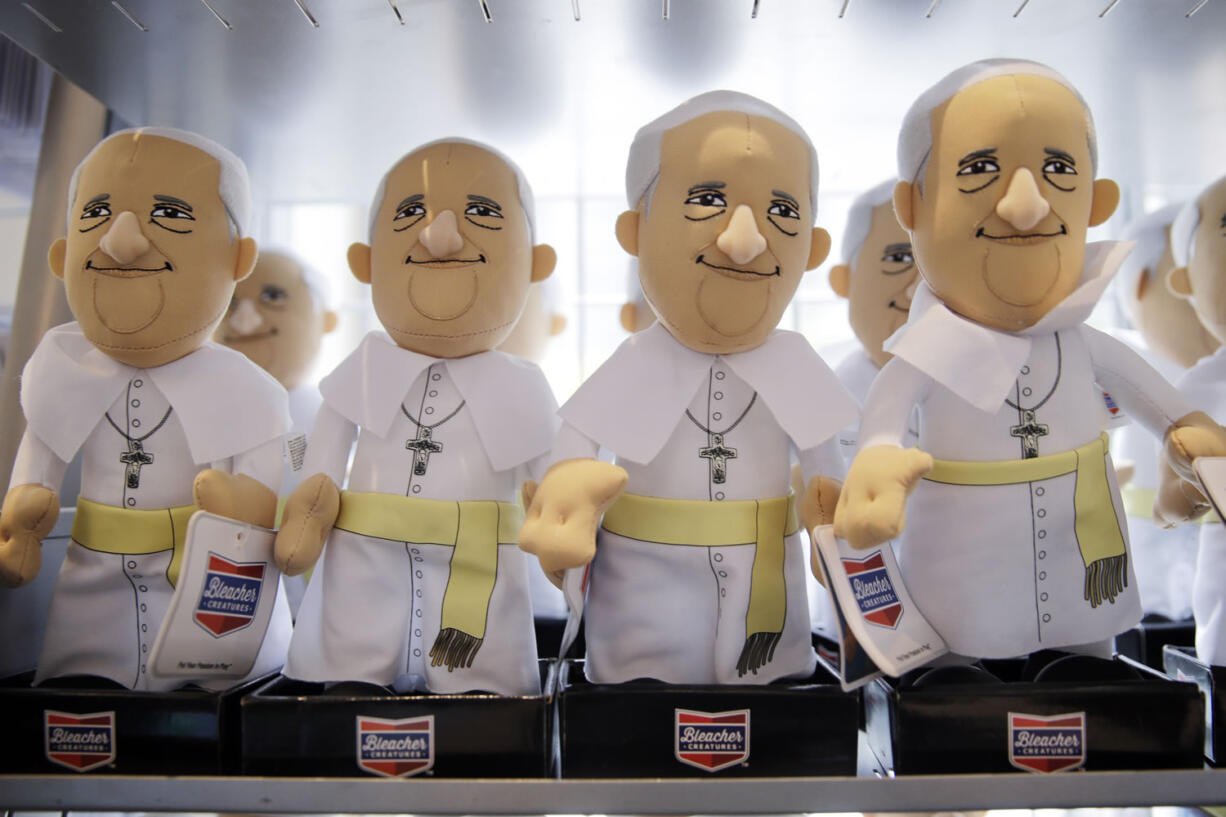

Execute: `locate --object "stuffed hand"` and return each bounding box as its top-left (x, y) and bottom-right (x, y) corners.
top-left (519, 458), bottom-right (627, 581)
top-left (274, 473), bottom-right (341, 575)
top-left (833, 445), bottom-right (933, 550)
top-left (194, 469), bottom-right (278, 529)
top-left (1154, 411), bottom-right (1226, 527)
top-left (800, 475), bottom-right (840, 586)
top-left (0, 484), bottom-right (59, 587)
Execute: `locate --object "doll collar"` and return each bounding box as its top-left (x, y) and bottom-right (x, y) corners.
top-left (882, 240), bottom-right (1134, 414)
top-left (558, 322), bottom-right (858, 465)
top-left (319, 331), bottom-right (557, 472)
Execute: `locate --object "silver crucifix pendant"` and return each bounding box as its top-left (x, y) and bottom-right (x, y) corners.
top-left (1010, 408), bottom-right (1050, 459)
top-left (699, 432), bottom-right (738, 485)
top-left (119, 439), bottom-right (154, 489)
top-left (405, 426), bottom-right (444, 476)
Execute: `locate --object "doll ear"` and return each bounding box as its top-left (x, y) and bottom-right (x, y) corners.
top-left (322, 310), bottom-right (339, 334)
top-left (893, 181), bottom-right (916, 231)
top-left (619, 302), bottom-right (638, 333)
top-left (1166, 266), bottom-right (1193, 300)
top-left (530, 244), bottom-right (557, 283)
top-left (347, 242), bottom-right (372, 284)
top-left (829, 264), bottom-right (851, 298)
top-left (806, 227), bottom-right (832, 271)
top-left (549, 313), bottom-right (568, 337)
top-left (615, 210), bottom-right (640, 258)
top-left (48, 238), bottom-right (66, 280)
top-left (1089, 179), bottom-right (1120, 227)
top-left (234, 237), bottom-right (259, 282)
top-left (1134, 268), bottom-right (1150, 301)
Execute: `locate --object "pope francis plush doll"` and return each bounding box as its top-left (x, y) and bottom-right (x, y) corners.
top-left (834, 60), bottom-right (1226, 662)
top-left (519, 91), bottom-right (857, 686)
top-left (278, 138), bottom-right (557, 696)
top-left (0, 127), bottom-right (291, 691)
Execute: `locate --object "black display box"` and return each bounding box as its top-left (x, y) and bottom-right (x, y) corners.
top-left (240, 661), bottom-right (555, 778)
top-left (0, 670), bottom-right (265, 775)
top-left (1115, 617), bottom-right (1196, 671)
top-left (555, 658), bottom-right (859, 778)
top-left (1163, 645), bottom-right (1225, 765)
top-left (864, 654), bottom-right (1204, 775)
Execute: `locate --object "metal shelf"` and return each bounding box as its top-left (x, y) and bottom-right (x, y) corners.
top-left (0, 770), bottom-right (1222, 814)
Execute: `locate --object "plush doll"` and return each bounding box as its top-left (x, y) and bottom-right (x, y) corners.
top-left (215, 249), bottom-right (338, 436)
top-left (519, 91), bottom-right (857, 686)
top-left (834, 60), bottom-right (1226, 662)
top-left (828, 179), bottom-right (920, 469)
top-left (1110, 205), bottom-right (1211, 621)
top-left (0, 127), bottom-right (292, 690)
top-left (497, 275), bottom-right (566, 362)
top-left (1167, 174), bottom-right (1226, 665)
top-left (278, 139), bottom-right (557, 696)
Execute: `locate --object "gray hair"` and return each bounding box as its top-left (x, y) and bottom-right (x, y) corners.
top-left (897, 59), bottom-right (1097, 194)
top-left (1114, 202), bottom-right (1182, 318)
top-left (625, 90), bottom-right (819, 217)
top-left (1170, 176), bottom-right (1226, 267)
top-left (840, 179), bottom-right (898, 268)
top-left (66, 126), bottom-right (251, 237)
top-left (367, 138), bottom-right (536, 244)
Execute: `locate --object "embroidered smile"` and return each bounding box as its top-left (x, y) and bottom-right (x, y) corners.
top-left (86, 260), bottom-right (173, 276)
top-left (222, 328), bottom-right (278, 342)
top-left (696, 255), bottom-right (779, 277)
top-left (405, 254), bottom-right (486, 265)
top-left (888, 300), bottom-right (910, 313)
top-left (976, 225), bottom-right (1067, 243)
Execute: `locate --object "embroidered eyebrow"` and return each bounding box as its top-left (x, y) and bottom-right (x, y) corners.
top-left (154, 194), bottom-right (192, 211)
top-left (688, 181), bottom-right (726, 194)
top-left (83, 193), bottom-right (110, 209)
top-left (395, 194), bottom-right (424, 210)
top-left (958, 148), bottom-right (998, 166)
top-left (1044, 148), bottom-right (1076, 166)
top-left (467, 194), bottom-right (502, 210)
top-left (883, 242), bottom-right (912, 254)
top-left (771, 189), bottom-right (799, 208)
top-left (1219, 212), bottom-right (1226, 229)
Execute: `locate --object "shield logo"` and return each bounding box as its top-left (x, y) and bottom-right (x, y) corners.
top-left (356, 715), bottom-right (434, 778)
top-left (194, 552), bottom-right (266, 637)
top-left (44, 710), bottom-right (116, 772)
top-left (674, 708), bottom-right (749, 772)
top-left (1008, 711), bottom-right (1086, 773)
top-left (841, 551), bottom-right (902, 628)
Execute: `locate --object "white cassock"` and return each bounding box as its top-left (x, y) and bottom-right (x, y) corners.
top-left (10, 322), bottom-right (291, 691)
top-left (833, 348), bottom-right (919, 475)
top-left (1177, 347), bottom-right (1226, 665)
top-left (858, 242), bottom-right (1195, 659)
top-left (553, 323), bottom-right (857, 685)
top-left (1108, 328), bottom-right (1200, 620)
top-left (284, 331), bottom-right (556, 696)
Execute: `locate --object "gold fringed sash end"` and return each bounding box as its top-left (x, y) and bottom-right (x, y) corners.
top-left (1084, 552), bottom-right (1128, 608)
top-left (736, 630), bottom-right (782, 677)
top-left (429, 627), bottom-right (484, 671)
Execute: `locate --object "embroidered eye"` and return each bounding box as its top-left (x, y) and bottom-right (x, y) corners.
top-left (767, 201), bottom-right (800, 220)
top-left (1042, 159), bottom-right (1077, 176)
top-left (260, 285), bottom-right (289, 307)
top-left (394, 203), bottom-right (426, 221)
top-left (957, 159), bottom-right (1000, 176)
top-left (150, 203), bottom-right (195, 233)
top-left (151, 204), bottom-right (193, 220)
top-left (464, 203), bottom-right (502, 219)
top-left (79, 202), bottom-right (112, 232)
top-left (685, 191), bottom-right (727, 209)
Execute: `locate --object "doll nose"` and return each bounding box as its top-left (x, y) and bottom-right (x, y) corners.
top-left (716, 205), bottom-right (768, 266)
top-left (98, 211), bottom-right (151, 265)
top-left (995, 168), bottom-right (1051, 232)
top-left (228, 298), bottom-right (264, 335)
top-left (419, 210), bottom-right (465, 259)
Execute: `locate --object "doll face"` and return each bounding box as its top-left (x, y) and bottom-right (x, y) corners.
top-left (845, 201), bottom-right (917, 368)
top-left (366, 143), bottom-right (539, 357)
top-left (216, 252), bottom-right (332, 390)
top-left (53, 134), bottom-right (252, 368)
top-left (630, 111), bottom-right (827, 354)
top-left (1183, 180), bottom-right (1226, 343)
top-left (1125, 229), bottom-right (1219, 368)
top-left (908, 75), bottom-right (1107, 331)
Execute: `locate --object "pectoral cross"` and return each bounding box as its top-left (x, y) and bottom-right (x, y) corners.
top-left (1010, 409), bottom-right (1049, 459)
top-left (699, 433), bottom-right (737, 485)
top-left (119, 439), bottom-right (154, 489)
top-left (405, 426), bottom-right (444, 476)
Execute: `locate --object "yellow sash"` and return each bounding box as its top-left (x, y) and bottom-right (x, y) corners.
top-left (1121, 485), bottom-right (1213, 525)
top-left (925, 432), bottom-right (1128, 608)
top-left (601, 492), bottom-right (798, 676)
top-left (71, 497), bottom-right (197, 587)
top-left (334, 490), bottom-right (521, 671)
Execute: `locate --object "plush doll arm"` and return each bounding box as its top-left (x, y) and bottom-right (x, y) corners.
top-left (1154, 411), bottom-right (1226, 527)
top-left (800, 475), bottom-right (841, 586)
top-left (0, 430), bottom-right (66, 587)
top-left (194, 436), bottom-right (284, 529)
top-left (519, 457), bottom-right (627, 583)
top-left (273, 403), bottom-right (354, 575)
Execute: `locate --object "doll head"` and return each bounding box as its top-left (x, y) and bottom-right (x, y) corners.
top-left (496, 275), bottom-right (567, 362)
top-left (616, 91), bottom-right (831, 355)
top-left (829, 179), bottom-right (917, 368)
top-left (215, 249), bottom-right (338, 389)
top-left (1115, 204), bottom-right (1219, 367)
top-left (48, 127), bottom-right (258, 368)
top-left (1168, 175), bottom-right (1226, 344)
top-left (349, 139), bottom-right (556, 358)
top-left (893, 59), bottom-right (1119, 331)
